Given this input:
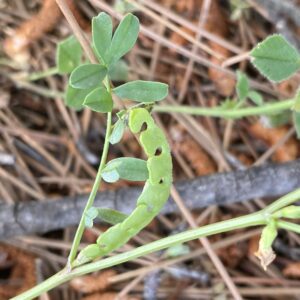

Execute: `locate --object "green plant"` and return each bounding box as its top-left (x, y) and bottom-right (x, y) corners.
top-left (62, 12), bottom-right (171, 270)
top-left (75, 107), bottom-right (172, 267)
top-left (14, 14), bottom-right (300, 300)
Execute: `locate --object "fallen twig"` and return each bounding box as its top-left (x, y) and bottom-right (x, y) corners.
top-left (1, 160), bottom-right (300, 240)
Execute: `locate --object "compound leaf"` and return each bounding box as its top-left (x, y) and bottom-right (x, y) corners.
top-left (70, 64), bottom-right (107, 89)
top-left (113, 80), bottom-right (168, 102)
top-left (251, 34), bottom-right (300, 82)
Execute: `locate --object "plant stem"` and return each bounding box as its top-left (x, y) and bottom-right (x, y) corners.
top-left (154, 99), bottom-right (294, 118)
top-left (67, 111), bottom-right (112, 267)
top-left (12, 211), bottom-right (266, 300)
top-left (265, 188), bottom-right (300, 214)
top-left (277, 220), bottom-right (300, 234)
top-left (27, 67), bottom-right (59, 81)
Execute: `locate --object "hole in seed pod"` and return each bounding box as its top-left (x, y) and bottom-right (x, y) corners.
top-left (140, 122), bottom-right (148, 132)
top-left (154, 147), bottom-right (162, 156)
top-left (159, 178), bottom-right (164, 184)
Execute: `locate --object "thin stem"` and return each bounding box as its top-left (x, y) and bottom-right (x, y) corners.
top-left (265, 188), bottom-right (300, 214)
top-left (67, 111), bottom-right (112, 267)
top-left (13, 211), bottom-right (265, 300)
top-left (154, 99), bottom-right (294, 118)
top-left (27, 67), bottom-right (59, 81)
top-left (277, 220), bottom-right (300, 234)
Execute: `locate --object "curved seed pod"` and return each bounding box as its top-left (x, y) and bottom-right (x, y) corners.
top-left (75, 108), bottom-right (172, 265)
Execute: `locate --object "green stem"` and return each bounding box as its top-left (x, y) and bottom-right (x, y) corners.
top-left (67, 111), bottom-right (112, 267)
top-left (277, 220), bottom-right (300, 234)
top-left (154, 99), bottom-right (294, 118)
top-left (12, 211), bottom-right (265, 300)
top-left (27, 67), bottom-right (59, 81)
top-left (265, 188), bottom-right (300, 214)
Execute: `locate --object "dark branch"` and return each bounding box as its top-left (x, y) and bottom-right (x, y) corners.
top-left (1, 160), bottom-right (300, 240)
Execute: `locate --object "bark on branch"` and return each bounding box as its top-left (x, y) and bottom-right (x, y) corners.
top-left (1, 160), bottom-right (300, 240)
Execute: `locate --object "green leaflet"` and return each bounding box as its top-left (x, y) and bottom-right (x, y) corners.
top-left (110, 118), bottom-right (126, 144)
top-left (113, 80), bottom-right (169, 102)
top-left (106, 13), bottom-right (139, 66)
top-left (95, 208), bottom-right (128, 225)
top-left (251, 34), bottom-right (300, 82)
top-left (65, 84), bottom-right (94, 110)
top-left (69, 64), bottom-right (107, 89)
top-left (85, 207), bottom-right (128, 228)
top-left (101, 157), bottom-right (149, 182)
top-left (83, 86), bottom-right (113, 113)
top-left (92, 12), bottom-right (113, 64)
top-left (56, 36), bottom-right (82, 74)
top-left (85, 207), bottom-right (99, 228)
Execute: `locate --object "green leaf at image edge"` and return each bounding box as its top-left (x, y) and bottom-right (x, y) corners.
top-left (83, 86), bottom-right (113, 113)
top-left (250, 34), bottom-right (300, 82)
top-left (70, 64), bottom-right (107, 89)
top-left (113, 80), bottom-right (169, 102)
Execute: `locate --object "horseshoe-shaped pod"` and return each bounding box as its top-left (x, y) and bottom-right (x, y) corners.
top-left (75, 108), bottom-right (172, 265)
